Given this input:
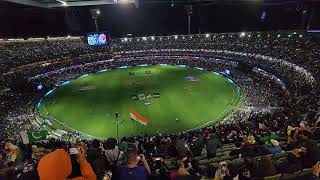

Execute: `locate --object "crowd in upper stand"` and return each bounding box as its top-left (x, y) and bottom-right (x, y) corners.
top-left (0, 31), bottom-right (320, 179)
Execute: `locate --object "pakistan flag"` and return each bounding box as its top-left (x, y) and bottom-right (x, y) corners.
top-left (19, 130), bottom-right (48, 144)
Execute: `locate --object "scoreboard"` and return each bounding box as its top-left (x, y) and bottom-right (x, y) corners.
top-left (86, 32), bottom-right (110, 46)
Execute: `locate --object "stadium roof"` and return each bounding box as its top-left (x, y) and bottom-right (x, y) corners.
top-left (2, 0), bottom-right (138, 8)
top-left (3, 0), bottom-right (319, 8)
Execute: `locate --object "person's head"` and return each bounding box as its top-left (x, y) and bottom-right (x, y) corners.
top-left (104, 138), bottom-right (117, 150)
top-left (37, 146), bottom-right (86, 180)
top-left (219, 161), bottom-right (228, 173)
top-left (91, 139), bottom-right (100, 149)
top-left (126, 150), bottom-right (138, 165)
top-left (235, 142), bottom-right (242, 148)
top-left (258, 155), bottom-right (273, 169)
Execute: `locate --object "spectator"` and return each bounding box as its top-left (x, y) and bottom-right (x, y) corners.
top-left (104, 138), bottom-right (123, 166)
top-left (201, 165), bottom-right (216, 180)
top-left (176, 156), bottom-right (190, 176)
top-left (206, 133), bottom-right (221, 159)
top-left (251, 155), bottom-right (277, 178)
top-left (214, 161), bottom-right (231, 180)
top-left (276, 142), bottom-right (303, 173)
top-left (176, 134), bottom-right (191, 158)
top-left (268, 139), bottom-right (282, 155)
top-left (87, 139), bottom-right (101, 165)
top-left (191, 132), bottom-right (205, 157)
top-left (37, 145), bottom-right (96, 180)
top-left (117, 146), bottom-right (151, 180)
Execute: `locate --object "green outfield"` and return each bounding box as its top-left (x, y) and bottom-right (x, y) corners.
top-left (38, 65), bottom-right (241, 139)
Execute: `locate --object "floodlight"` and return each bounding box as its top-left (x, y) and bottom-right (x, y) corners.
top-left (142, 37), bottom-right (147, 40)
top-left (174, 35), bottom-right (178, 39)
top-left (277, 34), bottom-right (281, 37)
top-left (240, 32), bottom-right (246, 37)
top-left (124, 38), bottom-right (128, 42)
top-left (205, 34), bottom-right (210, 38)
top-left (57, 0), bottom-right (68, 6)
top-left (96, 10), bottom-right (100, 14)
top-left (119, 0), bottom-right (129, 3)
top-left (151, 36), bottom-right (155, 40)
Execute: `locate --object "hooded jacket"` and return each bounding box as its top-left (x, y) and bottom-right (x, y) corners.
top-left (37, 149), bottom-right (96, 180)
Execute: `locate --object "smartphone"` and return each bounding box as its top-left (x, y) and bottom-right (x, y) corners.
top-left (155, 157), bottom-right (161, 161)
top-left (69, 148), bottom-right (79, 155)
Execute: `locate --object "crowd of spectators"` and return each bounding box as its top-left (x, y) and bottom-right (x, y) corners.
top-left (0, 31), bottom-right (320, 179)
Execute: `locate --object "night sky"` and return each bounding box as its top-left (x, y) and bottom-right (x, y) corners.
top-left (0, 1), bottom-right (319, 38)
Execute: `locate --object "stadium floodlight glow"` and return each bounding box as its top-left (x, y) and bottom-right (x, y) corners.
top-left (67, 35), bottom-right (71, 38)
top-left (119, 0), bottom-right (129, 4)
top-left (151, 36), bottom-right (155, 41)
top-left (248, 35), bottom-right (251, 37)
top-left (288, 35), bottom-right (291, 37)
top-left (258, 34), bottom-right (261, 37)
top-left (277, 34), bottom-right (281, 37)
top-left (240, 32), bottom-right (245, 37)
top-left (205, 34), bottom-right (210, 38)
top-left (142, 37), bottom-right (147, 41)
top-left (96, 10), bottom-right (101, 15)
top-left (57, 0), bottom-right (68, 6)
top-left (124, 37), bottom-right (128, 42)
top-left (174, 35), bottom-right (178, 39)
top-left (299, 35), bottom-right (303, 38)
top-left (294, 32), bottom-right (297, 34)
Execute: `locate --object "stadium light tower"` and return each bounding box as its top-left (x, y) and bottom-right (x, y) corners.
top-left (91, 9), bottom-right (101, 32)
top-left (113, 112), bottom-right (124, 144)
top-left (186, 5), bottom-right (192, 35)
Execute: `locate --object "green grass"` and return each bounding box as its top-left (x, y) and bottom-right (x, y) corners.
top-left (38, 65), bottom-right (241, 139)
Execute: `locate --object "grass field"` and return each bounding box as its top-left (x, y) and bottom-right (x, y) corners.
top-left (38, 65), bottom-right (241, 139)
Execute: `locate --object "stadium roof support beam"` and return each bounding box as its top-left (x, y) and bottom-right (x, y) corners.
top-left (3, 0), bottom-right (47, 8)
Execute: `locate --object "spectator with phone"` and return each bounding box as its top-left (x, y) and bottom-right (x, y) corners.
top-left (214, 161), bottom-right (231, 180)
top-left (37, 143), bottom-right (96, 180)
top-left (116, 144), bottom-right (151, 180)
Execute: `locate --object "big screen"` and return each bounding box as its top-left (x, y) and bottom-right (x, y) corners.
top-left (87, 32), bottom-right (109, 46)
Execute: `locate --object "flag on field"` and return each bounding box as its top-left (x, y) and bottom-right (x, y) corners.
top-left (130, 111), bottom-right (149, 125)
top-left (19, 130), bottom-right (48, 144)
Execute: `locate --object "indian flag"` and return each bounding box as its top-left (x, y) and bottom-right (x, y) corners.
top-left (130, 111), bottom-right (149, 125)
